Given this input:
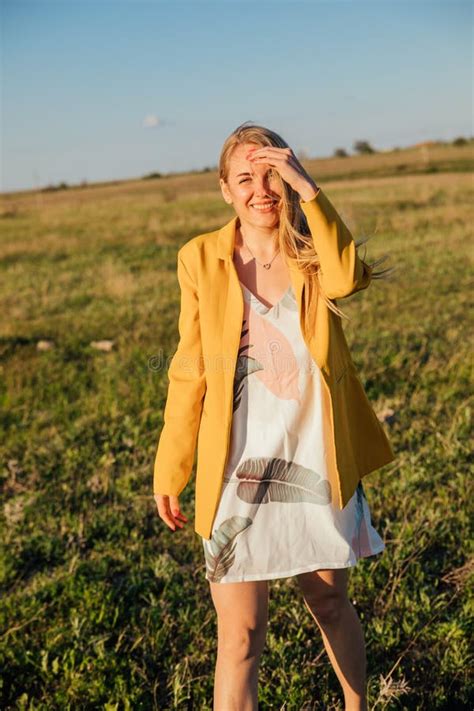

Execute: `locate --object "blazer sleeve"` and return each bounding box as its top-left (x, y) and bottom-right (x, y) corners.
top-left (300, 188), bottom-right (373, 299)
top-left (153, 247), bottom-right (207, 497)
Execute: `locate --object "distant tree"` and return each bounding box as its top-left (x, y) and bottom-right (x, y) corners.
top-left (143, 172), bottom-right (163, 180)
top-left (353, 140), bottom-right (376, 154)
top-left (333, 148), bottom-right (348, 158)
top-left (452, 136), bottom-right (467, 146)
top-left (42, 181), bottom-right (69, 192)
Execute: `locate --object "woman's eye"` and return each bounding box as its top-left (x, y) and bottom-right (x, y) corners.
top-left (239, 172), bottom-right (274, 184)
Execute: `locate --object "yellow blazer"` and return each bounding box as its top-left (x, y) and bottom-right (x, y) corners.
top-left (153, 188), bottom-right (396, 540)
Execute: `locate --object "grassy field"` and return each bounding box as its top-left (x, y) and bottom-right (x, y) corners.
top-left (1, 142), bottom-right (473, 709)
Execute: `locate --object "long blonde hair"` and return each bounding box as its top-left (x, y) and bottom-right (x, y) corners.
top-left (219, 121), bottom-right (394, 320)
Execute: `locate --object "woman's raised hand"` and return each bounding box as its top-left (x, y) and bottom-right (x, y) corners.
top-left (154, 493), bottom-right (188, 532)
top-left (246, 145), bottom-right (319, 201)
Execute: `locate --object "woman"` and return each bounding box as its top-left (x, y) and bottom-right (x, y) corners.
top-left (154, 122), bottom-right (395, 710)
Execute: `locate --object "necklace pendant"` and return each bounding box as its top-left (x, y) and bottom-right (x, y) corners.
top-left (263, 263), bottom-right (271, 270)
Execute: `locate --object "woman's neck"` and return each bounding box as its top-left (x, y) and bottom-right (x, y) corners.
top-left (235, 219), bottom-right (279, 262)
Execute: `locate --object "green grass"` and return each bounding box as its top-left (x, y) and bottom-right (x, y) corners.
top-left (0, 145), bottom-right (473, 709)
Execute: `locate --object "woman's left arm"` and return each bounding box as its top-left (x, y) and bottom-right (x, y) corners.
top-left (299, 188), bottom-right (373, 299)
top-left (247, 145), bottom-right (373, 299)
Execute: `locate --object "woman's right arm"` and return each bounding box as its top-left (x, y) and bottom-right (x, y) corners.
top-left (153, 245), bottom-right (206, 529)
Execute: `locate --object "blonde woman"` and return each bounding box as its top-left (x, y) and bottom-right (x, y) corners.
top-left (154, 122), bottom-right (395, 710)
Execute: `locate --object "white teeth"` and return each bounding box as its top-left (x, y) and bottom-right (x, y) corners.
top-left (252, 202), bottom-right (275, 210)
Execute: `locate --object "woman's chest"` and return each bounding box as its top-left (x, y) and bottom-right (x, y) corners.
top-left (232, 249), bottom-right (292, 310)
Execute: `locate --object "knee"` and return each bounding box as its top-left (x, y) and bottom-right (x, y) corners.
top-left (304, 590), bottom-right (349, 627)
top-left (217, 624), bottom-right (267, 661)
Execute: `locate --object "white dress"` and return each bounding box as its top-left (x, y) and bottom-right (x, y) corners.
top-left (202, 279), bottom-right (385, 584)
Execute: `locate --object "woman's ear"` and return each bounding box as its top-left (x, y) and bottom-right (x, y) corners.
top-left (220, 178), bottom-right (232, 205)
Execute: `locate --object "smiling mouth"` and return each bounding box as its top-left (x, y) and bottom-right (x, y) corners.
top-left (251, 201), bottom-right (277, 211)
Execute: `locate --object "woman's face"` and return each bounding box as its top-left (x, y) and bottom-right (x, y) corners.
top-left (220, 142), bottom-right (283, 228)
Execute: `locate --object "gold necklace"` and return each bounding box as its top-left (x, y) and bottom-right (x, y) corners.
top-left (241, 237), bottom-right (280, 270)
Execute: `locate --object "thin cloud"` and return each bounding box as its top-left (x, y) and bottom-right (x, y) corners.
top-left (143, 114), bottom-right (161, 128)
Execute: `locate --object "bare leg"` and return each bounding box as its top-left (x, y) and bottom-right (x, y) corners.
top-left (209, 579), bottom-right (269, 711)
top-left (296, 568), bottom-right (367, 711)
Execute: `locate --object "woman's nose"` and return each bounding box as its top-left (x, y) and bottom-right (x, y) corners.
top-left (254, 175), bottom-right (272, 194)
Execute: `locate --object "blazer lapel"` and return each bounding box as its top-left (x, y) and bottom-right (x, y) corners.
top-left (217, 217), bottom-right (244, 408)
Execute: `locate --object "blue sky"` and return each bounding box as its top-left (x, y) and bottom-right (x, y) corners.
top-left (1, 0), bottom-right (472, 193)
